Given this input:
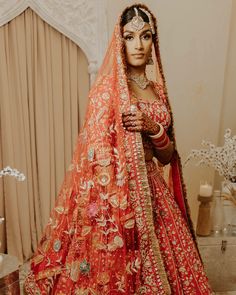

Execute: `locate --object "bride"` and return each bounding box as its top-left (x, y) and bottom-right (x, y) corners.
top-left (25, 4), bottom-right (212, 294)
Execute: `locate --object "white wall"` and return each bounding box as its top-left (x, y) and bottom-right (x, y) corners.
top-left (105, 0), bottom-right (232, 225)
top-left (218, 0), bottom-right (236, 141)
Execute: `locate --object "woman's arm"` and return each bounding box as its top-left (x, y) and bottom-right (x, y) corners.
top-left (122, 110), bottom-right (174, 165)
top-left (149, 127), bottom-right (174, 165)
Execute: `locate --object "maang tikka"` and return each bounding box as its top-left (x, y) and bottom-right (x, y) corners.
top-left (130, 7), bottom-right (145, 31)
top-left (130, 7), bottom-right (155, 34)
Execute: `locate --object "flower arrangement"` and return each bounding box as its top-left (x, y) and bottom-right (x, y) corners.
top-left (184, 129), bottom-right (236, 182)
top-left (0, 166), bottom-right (26, 181)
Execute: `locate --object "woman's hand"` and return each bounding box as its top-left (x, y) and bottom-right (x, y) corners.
top-left (122, 110), bottom-right (160, 135)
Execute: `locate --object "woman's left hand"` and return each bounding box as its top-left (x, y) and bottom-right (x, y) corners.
top-left (122, 110), bottom-right (160, 135)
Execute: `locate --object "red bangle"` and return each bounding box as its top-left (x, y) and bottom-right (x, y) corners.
top-left (152, 134), bottom-right (169, 147)
top-left (150, 131), bottom-right (170, 150)
top-left (154, 137), bottom-right (170, 150)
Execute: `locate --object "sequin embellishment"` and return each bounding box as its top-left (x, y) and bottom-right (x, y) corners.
top-left (88, 147), bottom-right (95, 161)
top-left (53, 239), bottom-right (61, 252)
top-left (79, 259), bottom-right (90, 274)
top-left (97, 172), bottom-right (110, 186)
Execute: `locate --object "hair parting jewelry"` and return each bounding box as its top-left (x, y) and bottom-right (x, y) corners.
top-left (130, 7), bottom-right (155, 34)
top-left (139, 7), bottom-right (155, 34)
top-left (130, 7), bottom-right (145, 32)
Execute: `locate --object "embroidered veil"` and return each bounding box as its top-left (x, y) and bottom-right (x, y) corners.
top-left (25, 4), bottom-right (196, 295)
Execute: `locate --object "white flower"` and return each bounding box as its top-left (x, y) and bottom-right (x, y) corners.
top-left (0, 166), bottom-right (26, 181)
top-left (184, 129), bottom-right (236, 181)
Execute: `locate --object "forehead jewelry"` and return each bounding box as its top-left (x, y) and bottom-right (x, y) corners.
top-left (130, 7), bottom-right (145, 32)
top-left (139, 8), bottom-right (155, 35)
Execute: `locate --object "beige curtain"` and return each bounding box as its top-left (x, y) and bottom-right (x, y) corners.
top-left (0, 8), bottom-right (89, 262)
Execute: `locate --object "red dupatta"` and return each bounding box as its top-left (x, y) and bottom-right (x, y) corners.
top-left (25, 4), bottom-right (195, 295)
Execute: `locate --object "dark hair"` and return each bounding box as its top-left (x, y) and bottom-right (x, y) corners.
top-left (120, 5), bottom-right (150, 27)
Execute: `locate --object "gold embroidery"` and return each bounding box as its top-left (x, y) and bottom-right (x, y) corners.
top-left (97, 172), bottom-right (111, 186)
top-left (81, 226), bottom-right (92, 236)
top-left (108, 194), bottom-right (119, 208)
top-left (120, 212), bottom-right (134, 222)
top-left (124, 219), bottom-right (135, 229)
top-left (70, 261), bottom-right (80, 282)
top-left (97, 271), bottom-right (110, 285)
top-left (32, 254), bottom-right (44, 265)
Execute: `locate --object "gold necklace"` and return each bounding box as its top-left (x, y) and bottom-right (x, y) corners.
top-left (127, 72), bottom-right (150, 90)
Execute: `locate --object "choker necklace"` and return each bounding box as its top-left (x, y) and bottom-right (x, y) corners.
top-left (127, 72), bottom-right (150, 90)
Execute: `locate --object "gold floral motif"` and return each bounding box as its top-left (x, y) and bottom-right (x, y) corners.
top-left (107, 235), bottom-right (124, 251)
top-left (144, 258), bottom-right (152, 268)
top-left (114, 235), bottom-right (124, 248)
top-left (107, 242), bottom-right (117, 252)
top-left (32, 254), bottom-right (44, 265)
top-left (97, 157), bottom-right (111, 167)
top-left (95, 243), bottom-right (106, 250)
top-left (108, 194), bottom-right (119, 208)
top-left (124, 219), bottom-right (135, 229)
top-left (70, 261), bottom-right (80, 282)
top-left (36, 266), bottom-right (62, 280)
top-left (97, 271), bottom-right (110, 285)
top-left (97, 172), bottom-right (111, 186)
top-left (120, 212), bottom-right (134, 222)
top-left (54, 206), bottom-right (65, 214)
top-left (88, 147), bottom-right (95, 161)
top-left (119, 195), bottom-right (128, 210)
top-left (135, 206), bottom-right (142, 213)
top-left (126, 257), bottom-right (141, 274)
top-left (102, 92), bottom-right (110, 100)
top-left (95, 215), bottom-right (106, 227)
top-left (41, 239), bottom-right (51, 253)
top-left (115, 275), bottom-right (125, 293)
top-left (81, 225), bottom-right (92, 236)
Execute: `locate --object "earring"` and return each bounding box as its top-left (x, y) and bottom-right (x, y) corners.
top-left (147, 52), bottom-right (154, 65)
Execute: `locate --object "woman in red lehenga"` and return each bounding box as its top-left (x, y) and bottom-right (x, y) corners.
top-left (25, 4), bottom-right (212, 294)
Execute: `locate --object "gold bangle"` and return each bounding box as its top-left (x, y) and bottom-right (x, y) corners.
top-left (149, 123), bottom-right (164, 139)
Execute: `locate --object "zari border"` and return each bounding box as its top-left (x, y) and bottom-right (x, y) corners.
top-left (115, 17), bottom-right (171, 293)
top-left (131, 132), bottom-right (171, 294)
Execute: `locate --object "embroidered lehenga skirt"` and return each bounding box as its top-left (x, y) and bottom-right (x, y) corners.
top-left (143, 160), bottom-right (212, 294)
top-left (25, 91), bottom-right (212, 294)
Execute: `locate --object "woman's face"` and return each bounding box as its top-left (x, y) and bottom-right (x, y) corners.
top-left (123, 22), bottom-right (153, 68)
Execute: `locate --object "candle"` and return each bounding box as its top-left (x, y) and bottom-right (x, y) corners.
top-left (199, 183), bottom-right (213, 197)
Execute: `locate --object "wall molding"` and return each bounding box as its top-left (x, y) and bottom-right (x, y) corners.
top-left (0, 0), bottom-right (108, 83)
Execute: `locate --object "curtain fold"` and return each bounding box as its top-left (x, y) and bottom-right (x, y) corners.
top-left (0, 8), bottom-right (89, 262)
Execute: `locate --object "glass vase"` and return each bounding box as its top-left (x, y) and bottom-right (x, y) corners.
top-left (221, 181), bottom-right (236, 235)
top-left (211, 190), bottom-right (224, 236)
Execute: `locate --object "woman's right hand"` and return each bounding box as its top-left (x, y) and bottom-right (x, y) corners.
top-left (122, 110), bottom-right (160, 135)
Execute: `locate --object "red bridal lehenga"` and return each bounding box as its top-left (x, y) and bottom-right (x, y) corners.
top-left (25, 5), bottom-right (212, 295)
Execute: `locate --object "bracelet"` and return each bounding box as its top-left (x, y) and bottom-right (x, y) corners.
top-left (152, 135), bottom-right (169, 148)
top-left (154, 137), bottom-right (170, 150)
top-left (149, 124), bottom-right (171, 150)
top-left (149, 123), bottom-right (164, 139)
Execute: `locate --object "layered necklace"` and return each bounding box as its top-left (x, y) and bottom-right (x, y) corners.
top-left (127, 72), bottom-right (150, 90)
